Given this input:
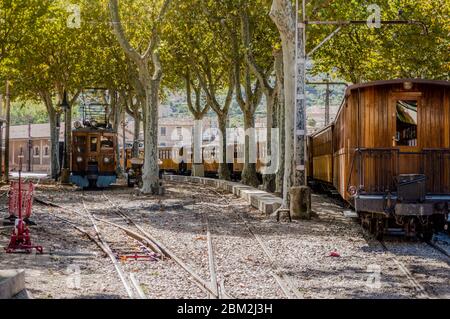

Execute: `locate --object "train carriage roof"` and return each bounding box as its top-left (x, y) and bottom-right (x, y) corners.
top-left (309, 79), bottom-right (449, 138)
top-left (346, 79), bottom-right (450, 93)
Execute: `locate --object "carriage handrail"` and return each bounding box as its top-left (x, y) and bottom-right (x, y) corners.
top-left (348, 147), bottom-right (450, 195)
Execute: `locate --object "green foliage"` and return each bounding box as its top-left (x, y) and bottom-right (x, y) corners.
top-left (10, 101), bottom-right (48, 125)
top-left (309, 0), bottom-right (450, 82)
top-left (1, 0), bottom-right (448, 128)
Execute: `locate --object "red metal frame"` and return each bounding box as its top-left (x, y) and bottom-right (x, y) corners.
top-left (5, 164), bottom-right (43, 254)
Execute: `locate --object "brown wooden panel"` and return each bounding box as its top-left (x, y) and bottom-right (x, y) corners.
top-left (328, 81), bottom-right (450, 202)
top-left (445, 88), bottom-right (450, 148)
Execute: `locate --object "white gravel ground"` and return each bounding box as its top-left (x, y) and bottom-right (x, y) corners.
top-left (0, 181), bottom-right (449, 299)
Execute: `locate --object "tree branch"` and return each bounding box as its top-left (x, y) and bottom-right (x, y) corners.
top-left (109, 0), bottom-right (142, 63)
top-left (142, 0), bottom-right (173, 59)
top-left (269, 0), bottom-right (296, 41)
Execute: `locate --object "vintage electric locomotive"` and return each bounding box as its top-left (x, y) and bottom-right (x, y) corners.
top-left (70, 89), bottom-right (118, 188)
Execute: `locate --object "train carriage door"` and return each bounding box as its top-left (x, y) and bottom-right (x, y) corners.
top-left (89, 135), bottom-right (99, 154)
top-left (390, 92), bottom-right (422, 176)
top-left (73, 134), bottom-right (87, 171)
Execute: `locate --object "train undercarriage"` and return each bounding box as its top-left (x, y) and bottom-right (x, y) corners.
top-left (309, 175), bottom-right (449, 240)
top-left (355, 195), bottom-right (449, 241)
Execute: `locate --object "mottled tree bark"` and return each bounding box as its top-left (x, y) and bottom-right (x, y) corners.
top-left (124, 92), bottom-right (142, 158)
top-left (109, 0), bottom-right (171, 194)
top-left (270, 0), bottom-right (297, 207)
top-left (110, 90), bottom-right (122, 174)
top-left (185, 69), bottom-right (209, 176)
top-left (233, 15), bottom-right (262, 187)
top-left (40, 90), bottom-right (60, 180)
top-left (274, 49), bottom-right (285, 195)
top-left (194, 66), bottom-right (234, 181)
top-left (217, 114), bottom-right (231, 181)
top-left (132, 110), bottom-right (140, 157)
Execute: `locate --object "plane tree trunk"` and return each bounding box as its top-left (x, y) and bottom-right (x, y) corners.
top-left (270, 0), bottom-right (297, 207)
top-left (233, 15), bottom-right (263, 188)
top-left (40, 90), bottom-right (60, 181)
top-left (185, 69), bottom-right (210, 176)
top-left (194, 65), bottom-right (234, 181)
top-left (110, 90), bottom-right (122, 174)
top-left (141, 58), bottom-right (162, 194)
top-left (109, 0), bottom-right (172, 194)
top-left (274, 49), bottom-right (285, 195)
top-left (123, 91), bottom-right (142, 158)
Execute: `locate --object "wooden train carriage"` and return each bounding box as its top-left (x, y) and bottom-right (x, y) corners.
top-left (70, 128), bottom-right (118, 188)
top-left (158, 146), bottom-right (192, 174)
top-left (156, 140), bottom-right (278, 178)
top-left (310, 79), bottom-right (450, 238)
top-left (310, 125), bottom-right (334, 184)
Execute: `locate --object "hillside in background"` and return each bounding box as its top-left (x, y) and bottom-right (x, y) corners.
top-left (160, 82), bottom-right (346, 131)
top-left (9, 82), bottom-right (346, 129)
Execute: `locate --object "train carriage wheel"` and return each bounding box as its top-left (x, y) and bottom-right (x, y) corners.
top-left (375, 218), bottom-right (385, 241)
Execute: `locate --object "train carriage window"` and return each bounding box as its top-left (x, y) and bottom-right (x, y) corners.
top-left (396, 100), bottom-right (418, 147)
top-left (75, 136), bottom-right (86, 153)
top-left (100, 136), bottom-right (114, 150)
top-left (90, 137), bottom-right (98, 152)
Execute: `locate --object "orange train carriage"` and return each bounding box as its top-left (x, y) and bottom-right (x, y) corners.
top-left (308, 79), bottom-right (450, 240)
top-left (155, 142), bottom-right (268, 178)
top-left (123, 142), bottom-right (269, 185)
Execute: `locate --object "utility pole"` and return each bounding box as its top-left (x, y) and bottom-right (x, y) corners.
top-left (307, 81), bottom-right (348, 127)
top-left (289, 1), bottom-right (427, 218)
top-left (4, 80), bottom-right (10, 182)
top-left (294, 0), bottom-right (307, 186)
top-left (28, 120), bottom-right (32, 172)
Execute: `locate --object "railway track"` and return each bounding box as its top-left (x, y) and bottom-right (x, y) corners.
top-left (81, 198), bottom-right (139, 298)
top-left (353, 221), bottom-right (448, 299)
top-left (375, 233), bottom-right (450, 299)
top-left (102, 186), bottom-right (292, 299)
top-left (100, 193), bottom-right (220, 297)
top-left (193, 182), bottom-right (450, 299)
top-left (34, 182), bottom-right (449, 299)
top-left (378, 240), bottom-right (431, 299)
top-left (426, 241), bottom-right (450, 260)
top-left (37, 192), bottom-right (150, 298)
top-left (201, 211), bottom-right (219, 299)
top-left (191, 184), bottom-right (301, 299)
